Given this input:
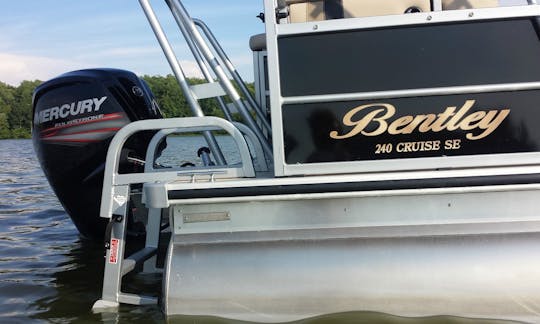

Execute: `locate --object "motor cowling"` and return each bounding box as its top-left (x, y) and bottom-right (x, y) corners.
top-left (32, 68), bottom-right (162, 240)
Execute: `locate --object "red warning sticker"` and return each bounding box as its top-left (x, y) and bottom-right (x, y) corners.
top-left (109, 238), bottom-right (119, 264)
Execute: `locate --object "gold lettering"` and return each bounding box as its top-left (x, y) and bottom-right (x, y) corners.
top-left (446, 100), bottom-right (475, 131)
top-left (444, 139), bottom-right (461, 150)
top-left (329, 103), bottom-right (395, 139)
top-left (417, 114), bottom-right (438, 133)
top-left (430, 107), bottom-right (456, 131)
top-left (432, 140), bottom-right (441, 150)
top-left (460, 111), bottom-right (487, 130)
top-left (404, 142), bottom-right (413, 151)
top-left (466, 109), bottom-right (510, 140)
top-left (388, 115), bottom-right (413, 134)
top-left (398, 114), bottom-right (436, 134)
top-left (329, 100), bottom-right (510, 141)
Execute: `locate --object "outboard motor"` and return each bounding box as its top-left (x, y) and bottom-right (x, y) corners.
top-left (32, 69), bottom-right (163, 240)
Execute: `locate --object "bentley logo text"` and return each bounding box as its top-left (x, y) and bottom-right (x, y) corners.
top-left (329, 100), bottom-right (510, 140)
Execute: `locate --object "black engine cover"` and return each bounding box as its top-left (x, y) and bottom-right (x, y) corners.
top-left (32, 69), bottom-right (162, 240)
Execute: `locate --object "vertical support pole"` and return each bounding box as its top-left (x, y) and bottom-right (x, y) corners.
top-left (138, 0), bottom-right (226, 165)
top-left (253, 51), bottom-right (263, 111)
top-left (263, 0), bottom-right (286, 175)
top-left (142, 207), bottom-right (162, 272)
top-left (93, 185), bottom-right (130, 310)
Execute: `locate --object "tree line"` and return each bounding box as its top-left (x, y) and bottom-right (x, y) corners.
top-left (0, 80), bottom-right (40, 139)
top-left (0, 75), bottom-right (254, 139)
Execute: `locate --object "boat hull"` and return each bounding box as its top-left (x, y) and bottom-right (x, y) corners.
top-left (162, 183), bottom-right (540, 322)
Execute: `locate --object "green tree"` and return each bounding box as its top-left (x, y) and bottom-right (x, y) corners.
top-left (142, 74), bottom-right (190, 118)
top-left (0, 112), bottom-right (10, 138)
top-left (0, 82), bottom-right (15, 139)
top-left (9, 80), bottom-right (42, 138)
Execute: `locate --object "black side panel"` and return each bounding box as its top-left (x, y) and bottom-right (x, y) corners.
top-left (278, 19), bottom-right (540, 96)
top-left (282, 90), bottom-right (540, 164)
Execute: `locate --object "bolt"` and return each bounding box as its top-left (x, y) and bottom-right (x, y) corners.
top-left (427, 15), bottom-right (432, 21)
top-left (313, 24), bottom-right (318, 30)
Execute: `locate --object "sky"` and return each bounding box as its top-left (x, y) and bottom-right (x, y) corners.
top-left (0, 0), bottom-right (265, 86)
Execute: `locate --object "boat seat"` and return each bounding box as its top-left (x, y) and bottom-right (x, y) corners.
top-left (287, 0), bottom-right (431, 23)
top-left (442, 0), bottom-right (499, 10)
top-left (249, 33), bottom-right (266, 51)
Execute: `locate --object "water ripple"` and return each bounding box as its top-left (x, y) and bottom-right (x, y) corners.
top-left (0, 140), bottom-right (164, 323)
top-left (0, 140), bottom-right (81, 320)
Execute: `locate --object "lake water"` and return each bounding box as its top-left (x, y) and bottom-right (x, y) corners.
top-left (0, 139), bottom-right (522, 323)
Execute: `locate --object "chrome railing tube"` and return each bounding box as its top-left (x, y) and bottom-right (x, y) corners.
top-left (167, 0), bottom-right (273, 159)
top-left (194, 18), bottom-right (272, 134)
top-left (138, 0), bottom-right (226, 164)
top-left (166, 1), bottom-right (234, 122)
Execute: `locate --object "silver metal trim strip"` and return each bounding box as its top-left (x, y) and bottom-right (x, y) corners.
top-left (162, 165), bottom-right (540, 193)
top-left (171, 220), bottom-right (540, 244)
top-left (282, 82), bottom-right (540, 104)
top-left (276, 5), bottom-right (540, 36)
top-left (283, 152), bottom-right (540, 177)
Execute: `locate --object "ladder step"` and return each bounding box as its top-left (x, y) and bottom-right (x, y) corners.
top-left (190, 82), bottom-right (226, 100)
top-left (118, 293), bottom-right (158, 305)
top-left (121, 247), bottom-right (157, 276)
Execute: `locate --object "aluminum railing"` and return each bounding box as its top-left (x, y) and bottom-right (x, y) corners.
top-left (139, 0), bottom-right (273, 160)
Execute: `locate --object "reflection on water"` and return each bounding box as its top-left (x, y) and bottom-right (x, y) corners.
top-left (0, 139), bottom-right (524, 323)
top-left (168, 312), bottom-right (521, 324)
